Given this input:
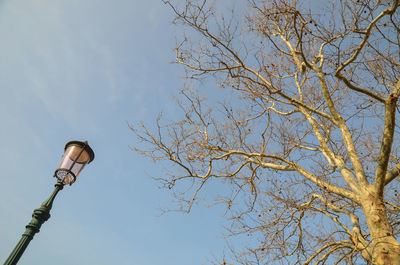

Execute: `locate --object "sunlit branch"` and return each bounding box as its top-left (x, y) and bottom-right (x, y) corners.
top-left (336, 1), bottom-right (399, 74)
top-left (317, 70), bottom-right (368, 186)
top-left (300, 107), bottom-right (360, 191)
top-left (334, 2), bottom-right (399, 102)
top-left (375, 93), bottom-right (398, 194)
top-left (302, 241), bottom-right (354, 265)
top-left (384, 164), bottom-right (400, 186)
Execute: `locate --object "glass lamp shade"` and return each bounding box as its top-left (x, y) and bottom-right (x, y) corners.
top-left (54, 141), bottom-right (94, 185)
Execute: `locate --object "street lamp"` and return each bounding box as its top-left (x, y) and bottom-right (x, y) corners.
top-left (3, 141), bottom-right (94, 265)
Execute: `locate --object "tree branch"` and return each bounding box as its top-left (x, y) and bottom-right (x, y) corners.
top-left (376, 79), bottom-right (400, 193)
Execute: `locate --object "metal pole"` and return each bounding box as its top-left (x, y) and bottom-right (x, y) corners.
top-left (3, 182), bottom-right (64, 265)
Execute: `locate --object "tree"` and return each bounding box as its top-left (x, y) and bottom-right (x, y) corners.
top-left (132, 0), bottom-right (400, 264)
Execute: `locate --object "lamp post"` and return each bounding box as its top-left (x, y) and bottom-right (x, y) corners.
top-left (3, 141), bottom-right (94, 265)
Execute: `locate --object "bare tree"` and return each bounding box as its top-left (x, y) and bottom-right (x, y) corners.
top-left (132, 0), bottom-right (400, 264)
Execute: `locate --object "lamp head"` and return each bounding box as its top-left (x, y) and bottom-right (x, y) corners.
top-left (54, 141), bottom-right (94, 185)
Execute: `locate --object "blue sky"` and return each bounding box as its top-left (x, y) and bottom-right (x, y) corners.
top-left (0, 1), bottom-right (228, 264)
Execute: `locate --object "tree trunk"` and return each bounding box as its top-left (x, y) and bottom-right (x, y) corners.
top-left (362, 187), bottom-right (400, 265)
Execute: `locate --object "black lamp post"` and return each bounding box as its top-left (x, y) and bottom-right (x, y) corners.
top-left (3, 141), bottom-right (94, 265)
